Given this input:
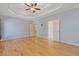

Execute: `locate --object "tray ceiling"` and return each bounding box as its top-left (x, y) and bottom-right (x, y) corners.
top-left (0, 3), bottom-right (79, 19)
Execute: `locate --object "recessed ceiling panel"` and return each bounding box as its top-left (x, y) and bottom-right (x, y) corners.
top-left (0, 3), bottom-right (79, 19)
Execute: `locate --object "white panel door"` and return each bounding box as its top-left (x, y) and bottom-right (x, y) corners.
top-left (53, 19), bottom-right (59, 41)
top-left (48, 19), bottom-right (59, 41)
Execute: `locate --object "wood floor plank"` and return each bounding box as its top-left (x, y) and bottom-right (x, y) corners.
top-left (0, 37), bottom-right (79, 56)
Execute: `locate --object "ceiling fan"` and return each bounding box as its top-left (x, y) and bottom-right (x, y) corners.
top-left (24, 3), bottom-right (40, 13)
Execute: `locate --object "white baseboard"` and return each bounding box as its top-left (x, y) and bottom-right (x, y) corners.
top-left (37, 37), bottom-right (79, 46)
top-left (58, 40), bottom-right (79, 46)
top-left (1, 36), bottom-right (79, 47)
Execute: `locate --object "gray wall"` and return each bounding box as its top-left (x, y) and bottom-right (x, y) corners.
top-left (35, 19), bottom-right (48, 38)
top-left (36, 7), bottom-right (79, 45)
top-left (60, 8), bottom-right (79, 45)
top-left (1, 17), bottom-right (33, 40)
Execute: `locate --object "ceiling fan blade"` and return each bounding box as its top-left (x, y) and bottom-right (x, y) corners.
top-left (24, 3), bottom-right (31, 7)
top-left (26, 8), bottom-right (30, 10)
top-left (34, 3), bottom-right (37, 6)
top-left (35, 8), bottom-right (40, 10)
top-left (31, 3), bottom-right (33, 6)
top-left (33, 10), bottom-right (35, 13)
top-left (31, 3), bottom-right (37, 7)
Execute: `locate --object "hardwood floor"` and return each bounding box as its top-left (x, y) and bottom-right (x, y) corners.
top-left (0, 37), bottom-right (79, 56)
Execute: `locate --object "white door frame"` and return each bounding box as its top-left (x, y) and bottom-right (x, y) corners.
top-left (48, 19), bottom-right (59, 41)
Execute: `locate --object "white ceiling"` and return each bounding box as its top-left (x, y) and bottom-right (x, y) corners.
top-left (0, 3), bottom-right (79, 19)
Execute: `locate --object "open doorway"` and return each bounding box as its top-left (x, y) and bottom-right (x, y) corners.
top-left (30, 23), bottom-right (37, 37)
top-left (48, 21), bottom-right (54, 40)
top-left (48, 19), bottom-right (59, 41)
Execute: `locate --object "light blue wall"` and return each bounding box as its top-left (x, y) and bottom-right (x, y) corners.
top-left (35, 20), bottom-right (48, 38)
top-left (1, 16), bottom-right (33, 40)
top-left (60, 8), bottom-right (79, 45)
top-left (37, 7), bottom-right (79, 45)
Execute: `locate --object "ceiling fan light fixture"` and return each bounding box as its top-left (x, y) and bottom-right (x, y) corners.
top-left (31, 8), bottom-right (35, 11)
top-left (24, 3), bottom-right (40, 13)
